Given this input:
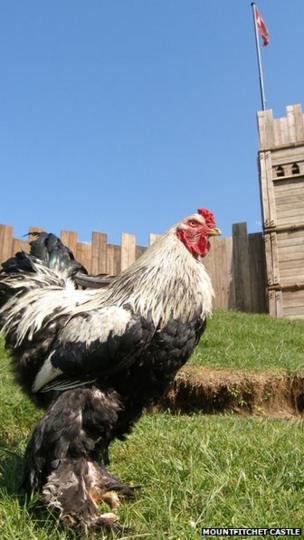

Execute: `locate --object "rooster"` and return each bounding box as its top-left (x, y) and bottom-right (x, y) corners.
top-left (0, 208), bottom-right (220, 533)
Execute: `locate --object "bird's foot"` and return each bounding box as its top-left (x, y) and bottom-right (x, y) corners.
top-left (43, 458), bottom-right (134, 533)
top-left (98, 483), bottom-right (141, 510)
top-left (101, 468), bottom-right (141, 501)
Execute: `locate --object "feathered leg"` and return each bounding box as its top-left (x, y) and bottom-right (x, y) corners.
top-left (42, 458), bottom-right (126, 533)
top-left (23, 387), bottom-right (132, 532)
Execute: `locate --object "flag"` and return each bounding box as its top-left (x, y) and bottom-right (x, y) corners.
top-left (255, 7), bottom-right (270, 46)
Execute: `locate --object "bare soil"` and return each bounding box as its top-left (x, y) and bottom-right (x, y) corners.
top-left (156, 366), bottom-right (304, 418)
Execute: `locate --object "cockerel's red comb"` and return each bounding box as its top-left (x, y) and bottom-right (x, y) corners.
top-left (197, 208), bottom-right (216, 228)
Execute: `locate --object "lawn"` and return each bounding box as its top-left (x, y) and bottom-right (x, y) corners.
top-left (191, 310), bottom-right (304, 372)
top-left (1, 310), bottom-right (304, 539)
top-left (1, 413), bottom-right (304, 539)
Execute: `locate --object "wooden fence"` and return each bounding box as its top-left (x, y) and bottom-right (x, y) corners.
top-left (0, 222), bottom-right (267, 314)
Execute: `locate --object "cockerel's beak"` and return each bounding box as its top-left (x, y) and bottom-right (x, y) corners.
top-left (208, 227), bottom-right (221, 237)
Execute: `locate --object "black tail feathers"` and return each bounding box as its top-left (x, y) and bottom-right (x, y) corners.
top-left (29, 232), bottom-right (87, 276)
top-left (1, 232), bottom-right (87, 278)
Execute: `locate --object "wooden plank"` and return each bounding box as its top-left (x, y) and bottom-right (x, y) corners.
top-left (275, 193), bottom-right (304, 208)
top-left (270, 232), bottom-right (280, 285)
top-left (0, 225), bottom-right (14, 263)
top-left (259, 151), bottom-right (277, 228)
top-left (275, 290), bottom-right (284, 317)
top-left (283, 304), bottom-right (304, 317)
top-left (277, 236), bottom-right (304, 248)
top-left (258, 109), bottom-right (274, 149)
top-left (248, 233), bottom-right (267, 313)
top-left (218, 238), bottom-right (235, 311)
top-left (211, 239), bottom-right (224, 309)
top-left (204, 238), bottom-right (217, 304)
top-left (265, 151), bottom-right (277, 227)
top-left (215, 239), bottom-right (230, 310)
top-left (276, 206), bottom-right (304, 219)
top-left (282, 289), bottom-right (304, 308)
top-left (106, 244), bottom-right (122, 276)
top-left (279, 259), bottom-right (304, 271)
top-left (274, 192), bottom-right (304, 208)
top-left (232, 223), bottom-right (252, 312)
top-left (286, 104), bottom-right (304, 143)
top-left (273, 119), bottom-right (283, 146)
top-left (279, 229), bottom-right (304, 240)
top-left (225, 236), bottom-right (236, 310)
top-left (257, 110), bottom-right (267, 149)
top-left (278, 243), bottom-right (304, 255)
top-left (276, 214), bottom-right (304, 227)
top-left (274, 187), bottom-right (304, 200)
top-left (60, 230), bottom-right (78, 256)
top-left (275, 205), bottom-right (304, 219)
top-left (76, 242), bottom-right (92, 273)
top-left (106, 244), bottom-right (115, 275)
top-left (292, 104), bottom-right (304, 141)
top-left (264, 227), bottom-right (282, 316)
top-left (121, 233), bottom-right (136, 271)
top-left (113, 245), bottom-right (121, 275)
top-left (91, 232), bottom-right (107, 275)
top-left (275, 183), bottom-right (304, 197)
top-left (259, 152), bottom-right (271, 227)
top-left (268, 290), bottom-right (277, 317)
top-left (287, 105), bottom-right (296, 143)
top-left (273, 177), bottom-right (304, 192)
top-left (264, 234), bottom-right (273, 287)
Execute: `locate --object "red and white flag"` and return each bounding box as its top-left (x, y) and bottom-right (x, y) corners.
top-left (255, 6), bottom-right (270, 46)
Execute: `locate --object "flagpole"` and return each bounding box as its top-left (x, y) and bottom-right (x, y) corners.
top-left (251, 2), bottom-right (266, 110)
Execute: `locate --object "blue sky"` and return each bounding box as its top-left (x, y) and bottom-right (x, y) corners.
top-left (0, 1), bottom-right (303, 246)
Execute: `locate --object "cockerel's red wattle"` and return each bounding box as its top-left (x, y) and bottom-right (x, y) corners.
top-left (176, 208), bottom-right (220, 258)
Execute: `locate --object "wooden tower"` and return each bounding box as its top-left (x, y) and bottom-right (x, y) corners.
top-left (258, 104), bottom-right (304, 319)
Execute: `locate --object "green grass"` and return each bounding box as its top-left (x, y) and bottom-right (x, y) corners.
top-left (1, 310), bottom-right (304, 538)
top-left (191, 310), bottom-right (304, 372)
top-left (1, 412), bottom-right (304, 539)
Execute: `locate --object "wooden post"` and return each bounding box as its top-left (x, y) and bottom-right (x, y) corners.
top-left (225, 236), bottom-right (236, 310)
top-left (121, 233), bottom-right (136, 271)
top-left (0, 225), bottom-right (13, 263)
top-left (76, 242), bottom-right (92, 273)
top-left (91, 232), bottom-right (107, 275)
top-left (60, 230), bottom-right (78, 256)
top-left (232, 223), bottom-right (252, 312)
top-left (248, 233), bottom-right (267, 313)
top-left (106, 244), bottom-right (114, 275)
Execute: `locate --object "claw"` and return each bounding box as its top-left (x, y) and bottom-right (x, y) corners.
top-left (101, 490), bottom-right (121, 510)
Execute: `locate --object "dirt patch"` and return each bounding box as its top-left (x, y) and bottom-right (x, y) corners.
top-left (156, 366), bottom-right (304, 418)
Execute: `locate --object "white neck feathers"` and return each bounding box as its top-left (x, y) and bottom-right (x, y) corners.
top-left (98, 228), bottom-right (214, 327)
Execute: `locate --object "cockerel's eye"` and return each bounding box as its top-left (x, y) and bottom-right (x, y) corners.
top-left (188, 220), bottom-right (199, 226)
